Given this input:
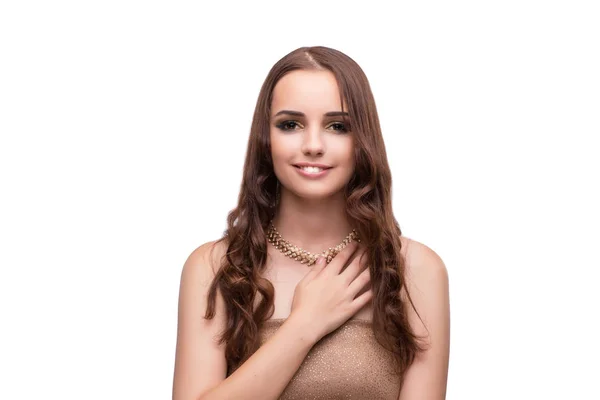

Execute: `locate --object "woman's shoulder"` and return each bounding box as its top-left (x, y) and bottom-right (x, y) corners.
top-left (399, 235), bottom-right (447, 278)
top-left (182, 238), bottom-right (229, 281)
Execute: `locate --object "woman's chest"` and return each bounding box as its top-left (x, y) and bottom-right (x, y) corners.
top-left (257, 257), bottom-right (373, 321)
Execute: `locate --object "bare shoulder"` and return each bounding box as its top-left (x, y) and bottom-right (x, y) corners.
top-left (173, 238), bottom-right (230, 400)
top-left (397, 236), bottom-right (450, 398)
top-left (397, 235), bottom-right (450, 337)
top-left (399, 236), bottom-right (448, 286)
top-left (183, 238), bottom-right (228, 281)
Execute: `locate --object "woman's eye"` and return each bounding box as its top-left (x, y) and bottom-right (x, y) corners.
top-left (276, 121), bottom-right (300, 131)
top-left (329, 122), bottom-right (348, 132)
top-left (275, 120), bottom-right (349, 133)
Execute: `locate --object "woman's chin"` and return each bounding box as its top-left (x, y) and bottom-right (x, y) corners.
top-left (288, 187), bottom-right (346, 202)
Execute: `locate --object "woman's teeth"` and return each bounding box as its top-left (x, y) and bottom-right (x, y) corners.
top-left (300, 166), bottom-right (324, 173)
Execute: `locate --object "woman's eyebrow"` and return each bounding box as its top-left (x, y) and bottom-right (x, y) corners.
top-left (273, 110), bottom-right (349, 117)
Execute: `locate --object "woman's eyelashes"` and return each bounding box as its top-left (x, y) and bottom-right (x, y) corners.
top-left (275, 120), bottom-right (302, 131)
top-left (329, 122), bottom-right (349, 132)
top-left (274, 120), bottom-right (349, 133)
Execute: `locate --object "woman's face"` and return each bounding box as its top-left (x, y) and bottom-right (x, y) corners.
top-left (270, 69), bottom-right (355, 201)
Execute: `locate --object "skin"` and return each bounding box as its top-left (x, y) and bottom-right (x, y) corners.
top-left (266, 69), bottom-right (371, 321)
top-left (269, 69), bottom-right (357, 256)
top-left (172, 69), bottom-right (450, 400)
top-left (270, 70), bottom-right (355, 203)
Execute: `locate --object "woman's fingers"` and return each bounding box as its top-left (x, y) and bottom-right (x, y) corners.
top-left (347, 267), bottom-right (371, 299)
top-left (339, 247), bottom-right (367, 283)
top-left (303, 255), bottom-right (326, 282)
top-left (321, 240), bottom-right (359, 277)
top-left (351, 288), bottom-right (373, 310)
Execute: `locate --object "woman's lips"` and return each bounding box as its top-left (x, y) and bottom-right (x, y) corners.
top-left (294, 165), bottom-right (332, 179)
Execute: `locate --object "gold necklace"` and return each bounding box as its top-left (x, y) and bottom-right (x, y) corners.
top-left (266, 220), bottom-right (359, 266)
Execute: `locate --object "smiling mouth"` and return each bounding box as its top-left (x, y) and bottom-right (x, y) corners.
top-left (294, 164), bottom-right (333, 173)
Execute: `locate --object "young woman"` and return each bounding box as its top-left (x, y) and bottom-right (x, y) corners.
top-left (173, 46), bottom-right (450, 400)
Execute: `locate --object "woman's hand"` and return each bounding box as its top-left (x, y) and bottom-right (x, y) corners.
top-left (289, 240), bottom-right (372, 342)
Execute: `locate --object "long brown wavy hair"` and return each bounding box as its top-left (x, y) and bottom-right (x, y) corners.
top-left (204, 46), bottom-right (425, 378)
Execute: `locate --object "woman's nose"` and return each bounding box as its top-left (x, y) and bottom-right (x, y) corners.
top-left (301, 127), bottom-right (324, 157)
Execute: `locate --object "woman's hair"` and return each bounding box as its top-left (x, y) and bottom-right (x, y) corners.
top-left (205, 46), bottom-right (425, 377)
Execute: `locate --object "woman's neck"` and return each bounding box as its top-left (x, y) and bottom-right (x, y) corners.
top-left (271, 189), bottom-right (354, 254)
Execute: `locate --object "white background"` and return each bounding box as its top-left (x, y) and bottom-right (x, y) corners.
top-left (1, 1), bottom-right (598, 399)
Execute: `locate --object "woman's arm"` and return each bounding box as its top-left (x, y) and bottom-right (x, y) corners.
top-left (200, 314), bottom-right (317, 400)
top-left (398, 239), bottom-right (451, 400)
top-left (172, 241), bottom-right (319, 400)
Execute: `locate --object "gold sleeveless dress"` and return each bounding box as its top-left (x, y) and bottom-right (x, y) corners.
top-left (258, 318), bottom-right (401, 399)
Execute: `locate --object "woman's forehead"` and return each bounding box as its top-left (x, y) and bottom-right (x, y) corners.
top-left (271, 70), bottom-right (347, 116)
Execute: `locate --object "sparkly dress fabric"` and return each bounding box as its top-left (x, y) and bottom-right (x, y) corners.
top-left (258, 318), bottom-right (401, 399)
